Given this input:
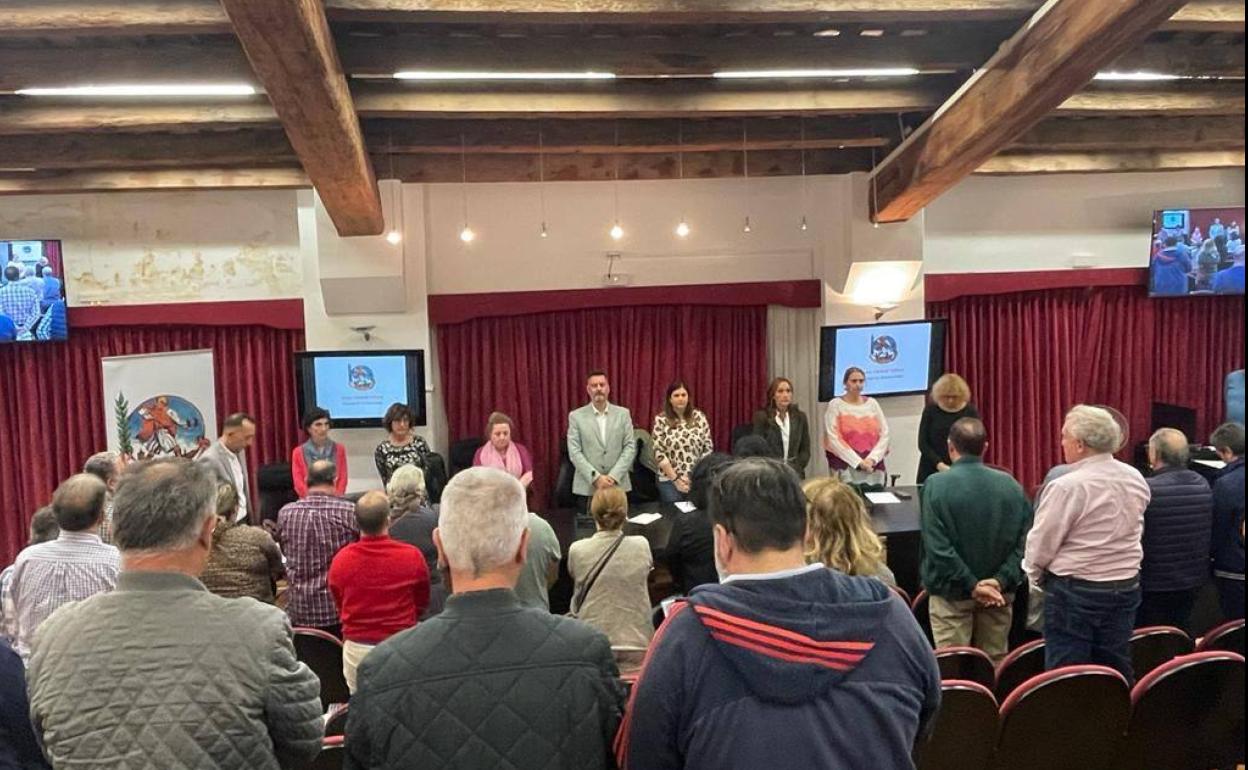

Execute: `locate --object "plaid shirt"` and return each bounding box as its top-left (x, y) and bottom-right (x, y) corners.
top-left (2, 530), bottom-right (121, 659)
top-left (276, 492), bottom-right (359, 628)
top-left (0, 282), bottom-right (40, 332)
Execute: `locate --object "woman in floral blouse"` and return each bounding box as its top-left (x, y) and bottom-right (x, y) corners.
top-left (652, 380), bottom-right (714, 503)
top-left (374, 402), bottom-right (433, 486)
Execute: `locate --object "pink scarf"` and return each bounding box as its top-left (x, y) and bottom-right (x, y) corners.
top-left (480, 441), bottom-right (524, 478)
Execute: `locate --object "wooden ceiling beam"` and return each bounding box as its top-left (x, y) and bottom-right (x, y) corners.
top-left (0, 1), bottom-right (229, 36)
top-left (220, 0), bottom-right (383, 236)
top-left (0, 100), bottom-right (279, 135)
top-left (870, 0), bottom-right (1198, 223)
top-left (1108, 38), bottom-right (1246, 78)
top-left (1160, 1), bottom-right (1246, 31)
top-left (1012, 114), bottom-right (1246, 150)
top-left (1055, 84), bottom-right (1246, 115)
top-left (977, 148), bottom-right (1246, 173)
top-left (0, 130), bottom-right (296, 170)
top-left (0, 166), bottom-right (309, 195)
top-left (0, 38), bottom-right (252, 92)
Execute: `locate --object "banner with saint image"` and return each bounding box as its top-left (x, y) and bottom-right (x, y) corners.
top-left (101, 349), bottom-right (216, 463)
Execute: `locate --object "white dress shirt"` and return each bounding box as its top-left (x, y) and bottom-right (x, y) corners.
top-left (775, 412), bottom-right (791, 460)
top-left (223, 445), bottom-right (249, 522)
top-left (593, 403), bottom-right (610, 446)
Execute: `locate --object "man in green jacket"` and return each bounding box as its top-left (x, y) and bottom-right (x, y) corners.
top-left (921, 417), bottom-right (1033, 662)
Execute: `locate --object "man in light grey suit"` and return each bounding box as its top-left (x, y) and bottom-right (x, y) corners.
top-left (567, 370), bottom-right (637, 513)
top-left (198, 412), bottom-right (258, 524)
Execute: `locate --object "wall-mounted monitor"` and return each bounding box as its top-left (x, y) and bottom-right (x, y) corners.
top-left (1149, 206), bottom-right (1244, 297)
top-left (294, 350), bottom-right (426, 428)
top-left (819, 319), bottom-right (947, 401)
top-left (0, 239), bottom-right (68, 343)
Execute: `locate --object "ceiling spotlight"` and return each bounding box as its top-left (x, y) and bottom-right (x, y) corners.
top-left (676, 219), bottom-right (691, 238)
top-left (459, 225), bottom-right (476, 243)
top-left (743, 216), bottom-right (753, 234)
top-left (385, 230), bottom-right (402, 245)
top-left (814, 28), bottom-right (842, 37)
top-left (610, 222), bottom-right (624, 241)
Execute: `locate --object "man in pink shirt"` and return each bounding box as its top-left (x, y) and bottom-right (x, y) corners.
top-left (1024, 404), bottom-right (1150, 683)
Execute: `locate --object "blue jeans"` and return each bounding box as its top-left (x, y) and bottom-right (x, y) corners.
top-left (657, 479), bottom-right (687, 504)
top-left (1044, 572), bottom-right (1141, 685)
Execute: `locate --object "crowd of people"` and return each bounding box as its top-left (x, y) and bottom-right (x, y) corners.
top-left (0, 261), bottom-right (68, 343)
top-left (0, 366), bottom-right (1243, 769)
top-left (1151, 217), bottom-right (1246, 296)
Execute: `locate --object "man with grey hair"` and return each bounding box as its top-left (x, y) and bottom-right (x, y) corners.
top-left (1136, 428), bottom-right (1212, 632)
top-left (345, 467), bottom-right (624, 770)
top-left (83, 450), bottom-right (125, 542)
top-left (2, 474), bottom-right (119, 660)
top-left (1025, 405), bottom-right (1151, 682)
top-left (27, 458), bottom-right (324, 769)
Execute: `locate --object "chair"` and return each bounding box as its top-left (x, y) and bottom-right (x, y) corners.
top-left (730, 422), bottom-right (754, 453)
top-left (448, 437), bottom-right (485, 478)
top-left (935, 647), bottom-right (996, 690)
top-left (913, 680), bottom-right (998, 770)
top-left (991, 665), bottom-right (1131, 770)
top-left (888, 584), bottom-right (912, 607)
top-left (293, 628), bottom-right (350, 710)
top-left (1129, 625), bottom-right (1193, 679)
top-left (1122, 651), bottom-right (1245, 770)
top-left (551, 441), bottom-right (577, 510)
top-left (324, 703), bottom-right (349, 737)
top-left (911, 589), bottom-right (934, 648)
top-left (993, 638), bottom-right (1046, 701)
top-left (1197, 618), bottom-right (1246, 655)
top-left (309, 735), bottom-right (345, 770)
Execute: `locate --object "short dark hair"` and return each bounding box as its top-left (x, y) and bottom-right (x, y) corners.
top-left (1211, 422), bottom-right (1245, 457)
top-left (382, 402), bottom-right (415, 433)
top-left (1165, 235), bottom-right (1179, 248)
top-left (82, 451), bottom-right (120, 485)
top-left (223, 412), bottom-right (254, 429)
top-left (689, 452), bottom-right (734, 510)
top-left (355, 491), bottom-right (390, 535)
top-left (29, 506), bottom-right (59, 545)
top-left (842, 367), bottom-right (866, 385)
top-left (302, 406), bottom-right (331, 431)
top-left (51, 474), bottom-right (108, 532)
top-left (733, 434), bottom-right (777, 459)
top-left (948, 417), bottom-right (988, 457)
top-left (587, 369), bottom-right (608, 382)
top-left (709, 458), bottom-right (807, 554)
top-left (306, 459), bottom-right (338, 489)
top-left (3, 265), bottom-right (19, 282)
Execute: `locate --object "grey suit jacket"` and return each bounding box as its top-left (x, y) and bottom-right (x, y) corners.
top-left (567, 403), bottom-right (637, 496)
top-left (198, 441), bottom-right (254, 523)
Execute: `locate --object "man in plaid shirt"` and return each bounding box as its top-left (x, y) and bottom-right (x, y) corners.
top-left (0, 265), bottom-right (41, 337)
top-left (2, 474), bottom-right (120, 660)
top-left (276, 459), bottom-right (358, 635)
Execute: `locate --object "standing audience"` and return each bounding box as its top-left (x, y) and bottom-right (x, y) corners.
top-left (1025, 405), bottom-right (1150, 683)
top-left (920, 418), bottom-right (1032, 663)
top-left (1209, 421), bottom-right (1245, 620)
top-left (27, 458), bottom-right (323, 769)
top-left (1137, 428), bottom-right (1213, 632)
top-left (82, 450), bottom-right (124, 543)
top-left (824, 367), bottom-right (891, 485)
top-left (514, 512), bottom-right (563, 611)
top-left (291, 407), bottom-right (348, 497)
top-left (651, 380), bottom-right (714, 503)
top-left (198, 412), bottom-right (258, 524)
top-left (329, 491), bottom-right (431, 693)
top-left (567, 370), bottom-right (638, 513)
top-left (751, 376), bottom-right (812, 478)
top-left (1, 637), bottom-right (49, 770)
top-left (386, 464), bottom-right (444, 616)
top-left (803, 477), bottom-right (897, 586)
top-left (200, 482), bottom-right (284, 603)
top-left (0, 507), bottom-right (58, 644)
top-left (374, 402), bottom-right (433, 487)
top-left (275, 459), bottom-right (359, 636)
top-left (916, 373), bottom-right (980, 483)
top-left (664, 453), bottom-right (733, 595)
top-left (345, 467), bottom-right (624, 770)
top-left (2, 474), bottom-right (119, 660)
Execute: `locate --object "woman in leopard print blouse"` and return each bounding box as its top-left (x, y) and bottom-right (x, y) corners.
top-left (652, 380), bottom-right (714, 503)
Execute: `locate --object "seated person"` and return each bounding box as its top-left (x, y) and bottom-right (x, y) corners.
top-left (665, 453), bottom-right (733, 595)
top-left (473, 412), bottom-right (534, 488)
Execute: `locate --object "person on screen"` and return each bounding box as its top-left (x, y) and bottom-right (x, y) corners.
top-left (751, 377), bottom-right (812, 478)
top-left (1210, 217), bottom-right (1228, 260)
top-left (917, 373), bottom-right (980, 483)
top-left (0, 314), bottom-right (15, 343)
top-left (1213, 241), bottom-right (1245, 294)
top-left (291, 407), bottom-right (348, 497)
top-left (0, 265), bottom-right (40, 337)
top-left (1194, 238), bottom-right (1221, 292)
top-left (824, 367), bottom-right (890, 485)
top-left (375, 402), bottom-right (433, 487)
top-left (473, 411), bottom-right (534, 487)
top-left (37, 267), bottom-right (62, 310)
top-left (1151, 235), bottom-right (1193, 296)
top-left (652, 380), bottom-right (714, 503)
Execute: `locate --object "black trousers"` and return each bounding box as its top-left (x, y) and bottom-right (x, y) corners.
top-left (1135, 588), bottom-right (1198, 633)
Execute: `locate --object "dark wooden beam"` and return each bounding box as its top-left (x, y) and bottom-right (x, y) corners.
top-left (977, 148), bottom-right (1246, 173)
top-left (1012, 114), bottom-right (1245, 150)
top-left (0, 1), bottom-right (229, 36)
top-left (1161, 1), bottom-right (1246, 31)
top-left (870, 0), bottom-right (1196, 223)
top-left (220, 0), bottom-right (383, 236)
top-left (0, 38), bottom-right (251, 91)
top-left (0, 166), bottom-right (309, 195)
top-left (1056, 83), bottom-right (1246, 115)
top-left (1109, 38), bottom-right (1245, 78)
top-left (0, 130), bottom-right (296, 170)
top-left (0, 100), bottom-right (279, 135)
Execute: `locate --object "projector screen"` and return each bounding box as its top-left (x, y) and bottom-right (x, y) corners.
top-left (295, 350), bottom-right (426, 428)
top-left (818, 320), bottom-right (947, 401)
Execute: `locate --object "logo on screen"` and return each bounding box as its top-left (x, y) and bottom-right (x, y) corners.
top-left (870, 335), bottom-right (898, 364)
top-left (348, 364), bottom-right (376, 391)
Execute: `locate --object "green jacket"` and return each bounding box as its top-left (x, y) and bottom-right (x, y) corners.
top-left (920, 457), bottom-right (1033, 601)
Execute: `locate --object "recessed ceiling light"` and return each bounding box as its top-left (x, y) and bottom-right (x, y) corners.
top-left (860, 29), bottom-right (886, 37)
top-left (394, 71), bottom-right (616, 81)
top-left (900, 29), bottom-right (929, 37)
top-left (15, 84), bottom-right (257, 97)
top-left (814, 28), bottom-right (842, 37)
top-left (1093, 71), bottom-right (1182, 81)
top-left (713, 68), bottom-right (921, 79)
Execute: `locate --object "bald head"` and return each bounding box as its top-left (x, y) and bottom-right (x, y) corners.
top-left (355, 490), bottom-right (391, 535)
top-left (52, 473), bottom-right (108, 532)
top-left (305, 459), bottom-right (337, 491)
top-left (1149, 427), bottom-right (1190, 470)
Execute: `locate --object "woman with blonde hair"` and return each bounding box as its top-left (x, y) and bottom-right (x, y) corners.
top-left (917, 372), bottom-right (979, 483)
top-left (802, 477), bottom-right (896, 586)
top-left (567, 487), bottom-right (654, 651)
top-left (200, 482), bottom-right (284, 602)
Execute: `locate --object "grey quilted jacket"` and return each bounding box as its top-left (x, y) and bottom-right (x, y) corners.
top-left (27, 571), bottom-right (324, 769)
top-left (345, 588), bottom-right (625, 770)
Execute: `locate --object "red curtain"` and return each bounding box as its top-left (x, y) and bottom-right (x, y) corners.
top-left (437, 304), bottom-right (769, 511)
top-left (0, 325), bottom-right (305, 565)
top-left (928, 286), bottom-right (1244, 493)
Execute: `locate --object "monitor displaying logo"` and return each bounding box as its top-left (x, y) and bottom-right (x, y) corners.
top-left (870, 335), bottom-right (899, 365)
top-left (348, 364), bottom-right (376, 391)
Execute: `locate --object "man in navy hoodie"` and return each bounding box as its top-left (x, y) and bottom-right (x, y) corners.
top-left (616, 457), bottom-right (940, 770)
top-left (1210, 422), bottom-right (1245, 620)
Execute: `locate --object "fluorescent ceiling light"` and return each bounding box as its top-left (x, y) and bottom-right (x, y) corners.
top-left (1093, 71), bottom-right (1181, 82)
top-left (394, 71), bottom-right (616, 81)
top-left (16, 84), bottom-right (256, 97)
top-left (714, 68), bottom-right (920, 79)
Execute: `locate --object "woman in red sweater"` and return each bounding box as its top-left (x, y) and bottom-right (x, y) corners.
top-left (291, 407), bottom-right (348, 497)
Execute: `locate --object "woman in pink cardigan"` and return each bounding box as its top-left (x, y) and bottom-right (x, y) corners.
top-left (472, 411), bottom-right (534, 488)
top-left (290, 407), bottom-right (348, 497)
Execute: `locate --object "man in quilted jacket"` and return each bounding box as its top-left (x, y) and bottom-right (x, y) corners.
top-left (27, 458), bottom-right (324, 770)
top-left (345, 466), bottom-right (625, 769)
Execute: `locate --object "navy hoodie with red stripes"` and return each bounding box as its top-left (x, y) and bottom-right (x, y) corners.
top-left (616, 564), bottom-right (941, 770)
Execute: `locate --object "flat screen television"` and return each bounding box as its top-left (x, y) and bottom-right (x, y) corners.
top-left (294, 350), bottom-right (426, 428)
top-left (0, 239), bottom-right (68, 343)
top-left (818, 319), bottom-right (947, 401)
top-left (1149, 206), bottom-right (1245, 297)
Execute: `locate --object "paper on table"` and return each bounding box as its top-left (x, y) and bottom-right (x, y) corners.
top-left (1194, 459), bottom-right (1227, 469)
top-left (673, 501), bottom-right (697, 513)
top-left (627, 512), bottom-right (663, 525)
top-left (864, 491), bottom-right (902, 505)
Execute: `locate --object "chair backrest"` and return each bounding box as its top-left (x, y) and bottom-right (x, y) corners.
top-left (992, 665), bottom-right (1130, 770)
top-left (1197, 618), bottom-right (1246, 655)
top-left (914, 680), bottom-right (998, 770)
top-left (889, 584), bottom-right (912, 607)
top-left (552, 440), bottom-right (576, 509)
top-left (911, 589), bottom-right (934, 647)
top-left (994, 638), bottom-right (1046, 701)
top-left (730, 422), bottom-right (754, 452)
top-left (293, 628), bottom-right (350, 710)
top-left (1130, 625), bottom-right (1194, 679)
top-left (309, 735), bottom-right (345, 770)
top-left (448, 437), bottom-right (486, 478)
top-left (325, 703), bottom-right (349, 737)
top-left (935, 647), bottom-right (996, 690)
top-left (1124, 651), bottom-right (1246, 770)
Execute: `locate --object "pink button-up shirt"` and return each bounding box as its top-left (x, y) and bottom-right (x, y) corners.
top-left (1024, 453), bottom-right (1151, 584)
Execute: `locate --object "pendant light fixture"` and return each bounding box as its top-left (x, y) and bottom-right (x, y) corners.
top-left (538, 121), bottom-right (550, 238)
top-left (675, 120), bottom-right (690, 238)
top-left (385, 129), bottom-right (402, 244)
top-left (610, 121), bottom-right (624, 241)
top-left (741, 119), bottom-right (752, 234)
top-left (459, 132), bottom-right (475, 243)
top-left (799, 117), bottom-right (809, 232)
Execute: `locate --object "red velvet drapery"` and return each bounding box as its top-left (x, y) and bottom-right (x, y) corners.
top-left (928, 286), bottom-right (1244, 493)
top-left (437, 304), bottom-right (770, 511)
top-left (0, 325), bottom-right (305, 565)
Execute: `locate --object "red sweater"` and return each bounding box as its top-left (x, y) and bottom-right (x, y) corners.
top-left (291, 443), bottom-right (349, 498)
top-left (327, 534), bottom-right (430, 644)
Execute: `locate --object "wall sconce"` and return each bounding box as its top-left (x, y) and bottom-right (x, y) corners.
top-left (842, 260), bottom-right (922, 319)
